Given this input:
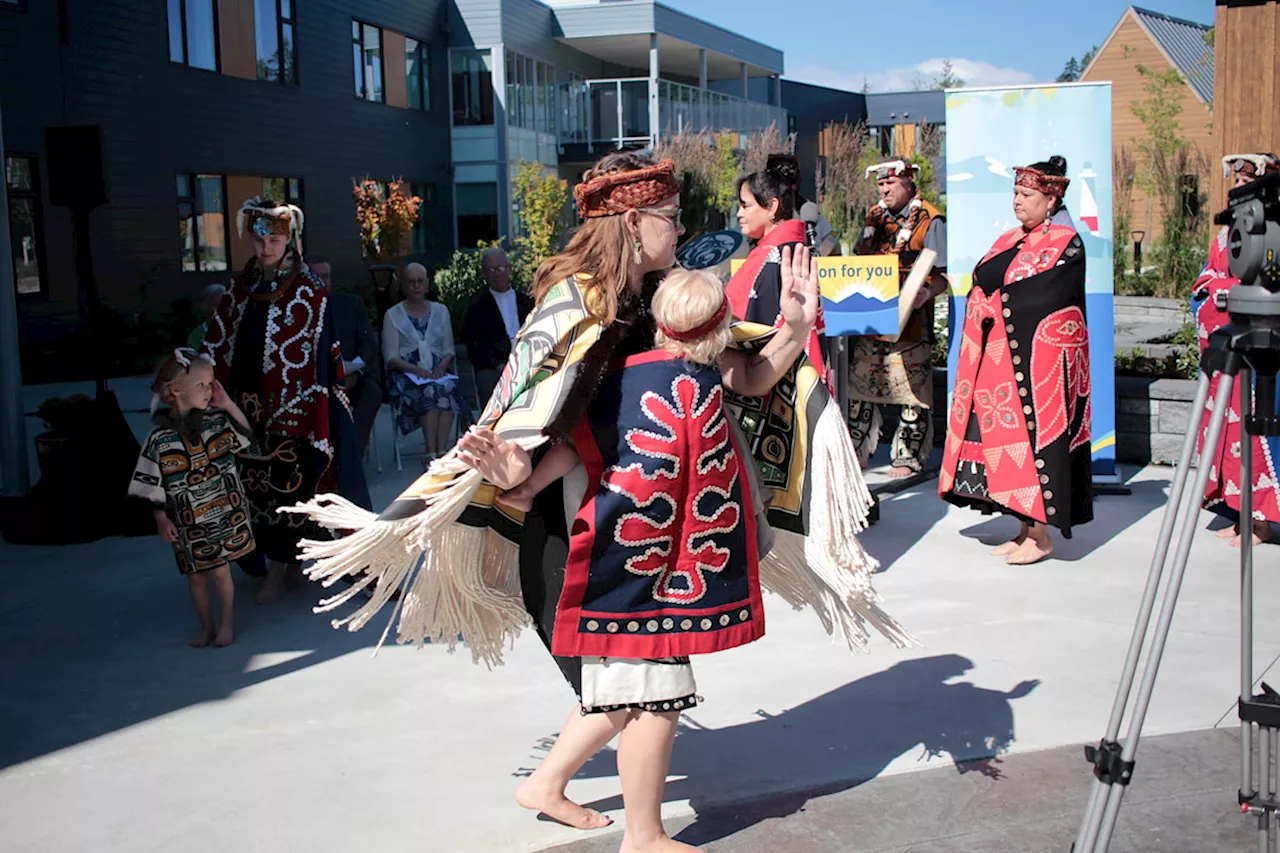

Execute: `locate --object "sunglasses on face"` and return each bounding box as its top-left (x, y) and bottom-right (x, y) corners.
top-left (638, 207), bottom-right (683, 223)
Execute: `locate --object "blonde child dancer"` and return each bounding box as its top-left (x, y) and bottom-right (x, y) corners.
top-left (129, 348), bottom-right (255, 647)
top-left (496, 268), bottom-right (734, 513)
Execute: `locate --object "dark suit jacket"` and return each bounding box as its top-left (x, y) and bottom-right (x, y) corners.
top-left (463, 289), bottom-right (534, 373)
top-left (331, 292), bottom-right (383, 393)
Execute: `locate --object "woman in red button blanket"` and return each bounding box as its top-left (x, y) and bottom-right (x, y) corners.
top-left (939, 156), bottom-right (1094, 566)
top-left (1190, 153), bottom-right (1280, 547)
top-left (286, 152), bottom-right (910, 852)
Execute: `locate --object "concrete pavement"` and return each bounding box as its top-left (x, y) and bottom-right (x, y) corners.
top-left (1, 421), bottom-right (1278, 852)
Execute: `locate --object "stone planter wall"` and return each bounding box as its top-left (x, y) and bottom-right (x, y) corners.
top-left (1116, 375), bottom-right (1199, 465)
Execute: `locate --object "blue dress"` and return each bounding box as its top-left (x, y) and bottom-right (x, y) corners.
top-left (389, 312), bottom-right (471, 436)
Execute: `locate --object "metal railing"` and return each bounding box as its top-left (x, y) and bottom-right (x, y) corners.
top-left (558, 77), bottom-right (788, 150)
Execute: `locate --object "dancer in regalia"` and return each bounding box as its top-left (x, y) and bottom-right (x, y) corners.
top-left (847, 160), bottom-right (948, 476)
top-left (939, 156), bottom-right (1094, 565)
top-left (725, 154), bottom-right (829, 385)
top-left (201, 197), bottom-right (370, 602)
top-left (1191, 153), bottom-right (1280, 546)
top-left (287, 153), bottom-right (909, 852)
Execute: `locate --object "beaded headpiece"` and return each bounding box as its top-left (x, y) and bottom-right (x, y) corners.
top-left (574, 159), bottom-right (681, 219)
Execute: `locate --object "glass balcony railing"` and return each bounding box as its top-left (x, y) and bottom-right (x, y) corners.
top-left (558, 77), bottom-right (788, 149)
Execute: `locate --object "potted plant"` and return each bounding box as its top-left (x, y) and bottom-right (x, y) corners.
top-left (33, 394), bottom-right (96, 474)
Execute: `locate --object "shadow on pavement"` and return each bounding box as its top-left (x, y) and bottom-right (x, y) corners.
top-left (0, 537), bottom-right (376, 769)
top-left (557, 653), bottom-right (1039, 847)
top-left (957, 477), bottom-right (1171, 562)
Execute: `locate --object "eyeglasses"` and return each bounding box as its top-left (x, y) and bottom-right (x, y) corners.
top-left (638, 207), bottom-right (683, 223)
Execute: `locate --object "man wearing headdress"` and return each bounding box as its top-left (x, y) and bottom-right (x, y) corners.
top-left (847, 160), bottom-right (949, 477)
top-left (1191, 153), bottom-right (1280, 546)
top-left (201, 198), bottom-right (370, 603)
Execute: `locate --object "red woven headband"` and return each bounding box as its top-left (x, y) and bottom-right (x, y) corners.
top-left (658, 294), bottom-right (729, 342)
top-left (1014, 167), bottom-right (1070, 199)
top-left (574, 160), bottom-right (681, 219)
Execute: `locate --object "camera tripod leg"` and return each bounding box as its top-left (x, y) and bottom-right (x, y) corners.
top-left (1074, 368), bottom-right (1219, 850)
top-left (1075, 367), bottom-right (1237, 853)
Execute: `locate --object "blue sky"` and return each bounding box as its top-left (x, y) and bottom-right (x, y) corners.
top-left (667, 0), bottom-right (1214, 92)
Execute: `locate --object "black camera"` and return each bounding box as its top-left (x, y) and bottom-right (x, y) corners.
top-left (1215, 169), bottom-right (1280, 291)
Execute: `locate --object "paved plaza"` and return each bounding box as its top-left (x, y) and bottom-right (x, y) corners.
top-left (2, 377), bottom-right (1278, 852)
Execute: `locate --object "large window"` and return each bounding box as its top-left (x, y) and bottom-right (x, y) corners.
top-left (411, 183), bottom-right (437, 252)
top-left (167, 0), bottom-right (218, 71)
top-left (352, 20), bottom-right (384, 102)
top-left (505, 51), bottom-right (554, 133)
top-left (262, 176), bottom-right (303, 206)
top-left (2, 0), bottom-right (29, 10)
top-left (255, 0), bottom-right (296, 84)
top-left (451, 50), bottom-right (494, 126)
top-left (456, 183), bottom-right (498, 248)
top-left (406, 37), bottom-right (430, 112)
top-left (177, 174), bottom-right (229, 273)
top-left (6, 156), bottom-right (44, 296)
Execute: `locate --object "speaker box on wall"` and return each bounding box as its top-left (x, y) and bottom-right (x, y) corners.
top-left (44, 125), bottom-right (108, 210)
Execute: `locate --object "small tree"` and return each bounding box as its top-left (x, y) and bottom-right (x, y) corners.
top-left (1114, 145), bottom-right (1138, 281)
top-left (353, 178), bottom-right (422, 263)
top-left (710, 132), bottom-right (741, 215)
top-left (1130, 62), bottom-right (1209, 295)
top-left (1057, 58), bottom-right (1082, 83)
top-left (511, 160), bottom-right (569, 285)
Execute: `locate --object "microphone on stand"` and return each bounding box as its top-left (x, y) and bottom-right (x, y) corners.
top-left (800, 200), bottom-right (841, 256)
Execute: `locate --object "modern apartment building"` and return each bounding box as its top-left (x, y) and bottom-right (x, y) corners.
top-left (446, 0), bottom-right (787, 244)
top-left (1, 0), bottom-right (790, 380)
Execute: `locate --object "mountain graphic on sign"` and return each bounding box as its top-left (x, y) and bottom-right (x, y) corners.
top-left (826, 282), bottom-right (897, 305)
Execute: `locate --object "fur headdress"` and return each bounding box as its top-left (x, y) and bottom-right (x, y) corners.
top-left (237, 197), bottom-right (305, 251)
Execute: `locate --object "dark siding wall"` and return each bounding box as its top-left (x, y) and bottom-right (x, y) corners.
top-left (0, 2), bottom-right (78, 333)
top-left (7, 0), bottom-right (453, 364)
top-left (781, 81), bottom-right (867, 199)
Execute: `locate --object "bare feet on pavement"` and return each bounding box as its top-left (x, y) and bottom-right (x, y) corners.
top-left (515, 779), bottom-right (612, 830)
top-left (190, 627), bottom-right (215, 648)
top-left (991, 538), bottom-right (1025, 556)
top-left (214, 625), bottom-right (234, 647)
top-left (887, 465), bottom-right (916, 479)
top-left (1007, 536), bottom-right (1053, 565)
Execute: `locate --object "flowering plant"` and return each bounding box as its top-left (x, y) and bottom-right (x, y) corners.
top-left (353, 178), bottom-right (422, 262)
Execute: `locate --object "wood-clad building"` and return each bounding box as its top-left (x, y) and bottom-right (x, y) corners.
top-left (1080, 6), bottom-right (1214, 250)
top-left (1212, 0), bottom-right (1280, 207)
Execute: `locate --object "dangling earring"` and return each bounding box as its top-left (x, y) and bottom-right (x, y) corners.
top-left (633, 239), bottom-right (643, 264)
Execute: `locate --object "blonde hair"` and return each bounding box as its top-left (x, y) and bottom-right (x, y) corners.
top-left (533, 151), bottom-right (660, 325)
top-left (652, 269), bottom-right (732, 366)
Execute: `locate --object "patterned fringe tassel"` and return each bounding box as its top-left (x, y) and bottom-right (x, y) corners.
top-left (282, 438), bottom-right (544, 667)
top-left (759, 400), bottom-right (917, 651)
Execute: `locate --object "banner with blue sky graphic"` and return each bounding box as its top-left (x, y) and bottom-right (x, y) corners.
top-left (944, 82), bottom-right (1116, 476)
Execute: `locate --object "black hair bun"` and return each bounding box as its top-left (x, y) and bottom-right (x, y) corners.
top-left (1046, 155), bottom-right (1068, 176)
top-left (765, 154), bottom-right (800, 188)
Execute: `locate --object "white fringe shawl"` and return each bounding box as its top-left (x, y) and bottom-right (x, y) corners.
top-left (284, 400), bottom-right (915, 666)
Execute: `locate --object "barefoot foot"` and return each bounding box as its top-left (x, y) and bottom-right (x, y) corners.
top-left (1215, 525), bottom-right (1237, 540)
top-left (1007, 536), bottom-right (1053, 566)
top-left (887, 465), bottom-right (916, 479)
top-left (214, 625), bottom-right (235, 647)
top-left (190, 627), bottom-right (215, 648)
top-left (515, 779), bottom-right (612, 830)
top-left (991, 539), bottom-right (1024, 556)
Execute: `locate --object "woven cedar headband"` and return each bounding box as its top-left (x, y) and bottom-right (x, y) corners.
top-left (1014, 167), bottom-right (1070, 199)
top-left (574, 159), bottom-right (681, 219)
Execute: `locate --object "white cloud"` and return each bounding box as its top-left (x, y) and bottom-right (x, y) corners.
top-left (789, 58), bottom-right (1039, 94)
